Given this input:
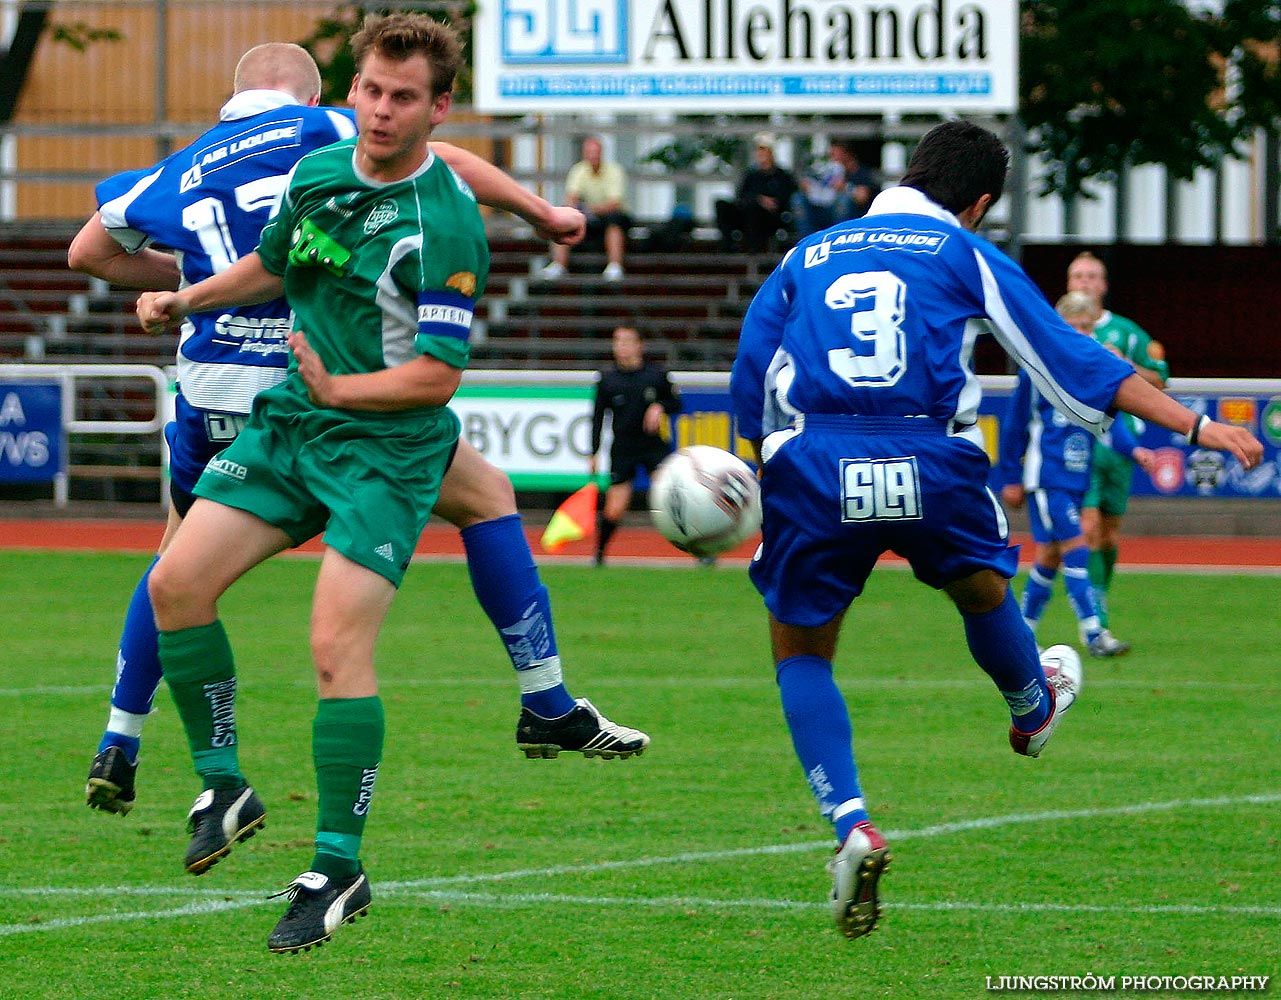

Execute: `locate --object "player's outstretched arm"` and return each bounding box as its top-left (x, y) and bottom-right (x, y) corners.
top-left (1112, 372), bottom-right (1264, 469)
top-left (538, 205), bottom-right (587, 245)
top-left (68, 212), bottom-right (181, 291)
top-left (432, 141), bottom-right (586, 245)
top-left (136, 252), bottom-right (282, 335)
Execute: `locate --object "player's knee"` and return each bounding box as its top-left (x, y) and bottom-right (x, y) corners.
top-left (1035, 541), bottom-right (1062, 566)
top-left (147, 559), bottom-right (203, 626)
top-left (309, 623), bottom-right (342, 676)
top-left (309, 622), bottom-right (375, 691)
top-left (464, 463), bottom-right (517, 522)
top-left (944, 569), bottom-right (1008, 615)
top-left (146, 561), bottom-right (172, 611)
top-left (436, 459), bottom-right (517, 527)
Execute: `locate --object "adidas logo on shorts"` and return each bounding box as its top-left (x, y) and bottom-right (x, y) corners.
top-left (375, 543), bottom-right (395, 563)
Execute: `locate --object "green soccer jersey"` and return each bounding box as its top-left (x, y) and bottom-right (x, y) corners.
top-left (1094, 310), bottom-right (1169, 383)
top-left (258, 138), bottom-right (489, 390)
top-left (1093, 309), bottom-right (1167, 449)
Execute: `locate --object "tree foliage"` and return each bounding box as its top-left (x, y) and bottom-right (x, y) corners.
top-left (1020, 0), bottom-right (1281, 197)
top-left (295, 2), bottom-right (475, 106)
top-left (48, 23), bottom-right (123, 52)
top-left (288, 1), bottom-right (1281, 199)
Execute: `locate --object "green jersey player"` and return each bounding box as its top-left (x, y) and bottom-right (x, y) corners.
top-left (1065, 251), bottom-right (1169, 634)
top-left (136, 13), bottom-right (486, 954)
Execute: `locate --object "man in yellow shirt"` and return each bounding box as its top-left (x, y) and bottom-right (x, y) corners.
top-left (541, 135), bottom-right (631, 282)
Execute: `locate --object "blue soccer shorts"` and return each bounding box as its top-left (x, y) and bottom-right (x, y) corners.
top-left (750, 415), bottom-right (1020, 628)
top-left (165, 393), bottom-right (250, 504)
top-left (1026, 487), bottom-right (1085, 544)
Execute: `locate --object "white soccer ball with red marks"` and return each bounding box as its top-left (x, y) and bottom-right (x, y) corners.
top-left (649, 446), bottom-right (762, 558)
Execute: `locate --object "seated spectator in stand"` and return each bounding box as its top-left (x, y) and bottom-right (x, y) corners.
top-left (714, 133), bottom-right (798, 252)
top-left (541, 136), bottom-right (631, 282)
top-left (791, 137), bottom-right (881, 238)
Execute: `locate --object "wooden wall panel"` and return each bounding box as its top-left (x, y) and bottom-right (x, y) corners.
top-left (9, 2), bottom-right (336, 218)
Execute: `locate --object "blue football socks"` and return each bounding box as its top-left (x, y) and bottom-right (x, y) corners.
top-left (776, 655), bottom-right (869, 843)
top-left (1020, 563), bottom-right (1056, 635)
top-left (962, 590), bottom-right (1051, 732)
top-left (98, 558), bottom-right (163, 764)
top-left (460, 515), bottom-right (576, 719)
top-left (1062, 545), bottom-right (1104, 642)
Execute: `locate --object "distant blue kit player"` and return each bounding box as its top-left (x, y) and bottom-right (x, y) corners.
top-left (997, 365), bottom-right (1149, 657)
top-left (727, 120), bottom-right (1250, 941)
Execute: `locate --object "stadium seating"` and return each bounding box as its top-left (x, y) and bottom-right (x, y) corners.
top-left (0, 224), bottom-right (769, 374)
top-left (476, 235), bottom-right (772, 370)
top-left (0, 222), bottom-right (771, 500)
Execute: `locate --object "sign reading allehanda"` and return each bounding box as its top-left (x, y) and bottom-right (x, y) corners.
top-left (473, 0), bottom-right (1017, 113)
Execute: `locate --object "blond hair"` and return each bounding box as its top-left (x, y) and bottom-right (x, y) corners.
top-left (1056, 290), bottom-right (1100, 320)
top-left (233, 43), bottom-right (321, 104)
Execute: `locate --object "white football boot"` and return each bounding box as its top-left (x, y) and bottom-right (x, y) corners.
top-left (1009, 644), bottom-right (1083, 757)
top-left (1086, 628), bottom-right (1131, 658)
top-left (828, 820), bottom-right (891, 939)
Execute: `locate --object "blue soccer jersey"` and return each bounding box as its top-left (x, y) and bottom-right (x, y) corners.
top-left (96, 90), bottom-right (356, 415)
top-left (996, 370), bottom-right (1143, 494)
top-left (731, 185), bottom-right (1137, 622)
top-left (731, 186), bottom-right (1134, 449)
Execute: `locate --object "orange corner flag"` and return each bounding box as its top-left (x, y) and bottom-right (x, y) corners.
top-left (540, 482), bottom-right (599, 553)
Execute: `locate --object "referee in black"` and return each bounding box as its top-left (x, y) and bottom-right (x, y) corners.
top-left (589, 327), bottom-right (682, 565)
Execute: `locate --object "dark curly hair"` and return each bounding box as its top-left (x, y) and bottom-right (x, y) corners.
top-left (899, 120), bottom-right (1009, 214)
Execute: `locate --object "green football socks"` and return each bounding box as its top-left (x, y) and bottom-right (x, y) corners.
top-left (158, 620), bottom-right (243, 790)
top-left (311, 696), bottom-right (385, 879)
top-left (1088, 547), bottom-right (1119, 627)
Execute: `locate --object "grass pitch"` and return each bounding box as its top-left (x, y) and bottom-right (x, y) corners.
top-left (1, 550), bottom-right (1277, 999)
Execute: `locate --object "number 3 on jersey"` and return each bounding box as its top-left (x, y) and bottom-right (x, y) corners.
top-left (824, 270), bottom-right (907, 387)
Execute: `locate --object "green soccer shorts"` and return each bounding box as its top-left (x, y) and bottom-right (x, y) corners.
top-left (193, 377), bottom-right (458, 587)
top-left (1083, 444), bottom-right (1135, 517)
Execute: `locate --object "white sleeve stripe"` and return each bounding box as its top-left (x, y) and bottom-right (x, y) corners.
top-left (973, 249), bottom-right (1111, 432)
top-left (325, 109), bottom-right (357, 140)
top-left (102, 225), bottom-right (150, 254)
top-left (99, 166), bottom-right (164, 231)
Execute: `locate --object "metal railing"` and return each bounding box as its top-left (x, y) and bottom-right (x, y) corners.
top-left (0, 362), bottom-right (170, 506)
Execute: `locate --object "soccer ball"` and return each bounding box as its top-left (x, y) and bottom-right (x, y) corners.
top-left (649, 446), bottom-right (762, 558)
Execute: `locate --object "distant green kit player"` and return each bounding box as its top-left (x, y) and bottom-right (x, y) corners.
top-left (136, 13), bottom-right (488, 954)
top-left (1066, 251), bottom-right (1169, 630)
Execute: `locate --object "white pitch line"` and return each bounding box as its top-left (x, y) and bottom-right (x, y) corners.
top-left (4, 791), bottom-right (1278, 937)
top-left (0, 897), bottom-right (274, 935)
top-left (383, 890), bottom-right (1281, 920)
top-left (7, 890), bottom-right (1279, 939)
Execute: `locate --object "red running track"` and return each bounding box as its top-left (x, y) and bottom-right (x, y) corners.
top-left (3, 518), bottom-right (1281, 569)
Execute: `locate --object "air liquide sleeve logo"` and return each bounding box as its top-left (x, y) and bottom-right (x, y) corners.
top-left (502, 0), bottom-right (628, 63)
